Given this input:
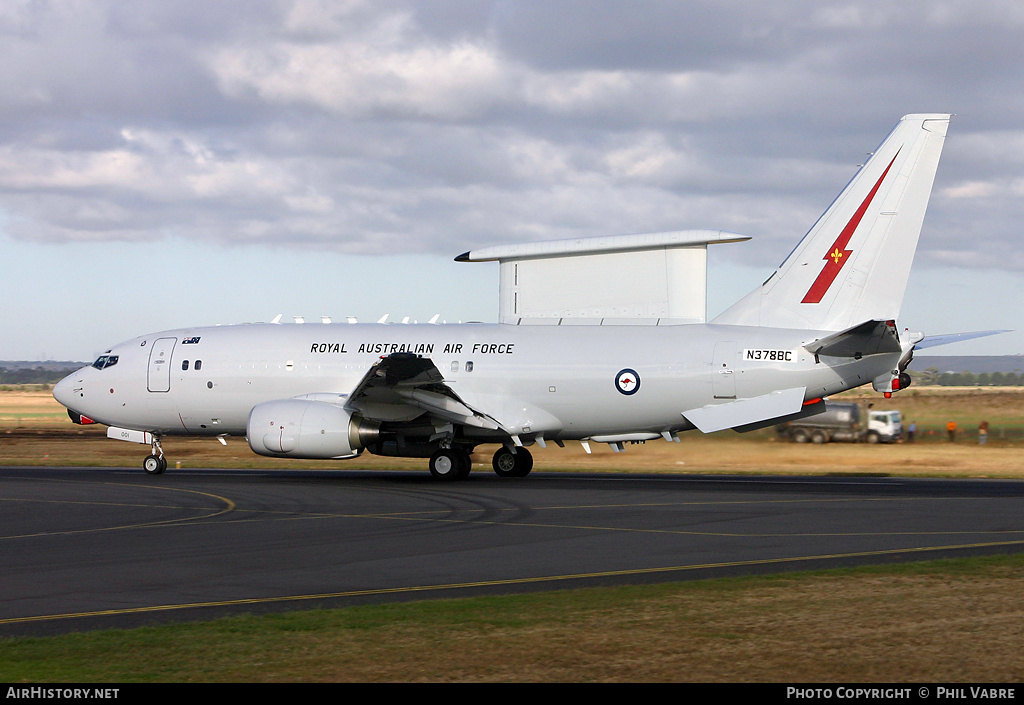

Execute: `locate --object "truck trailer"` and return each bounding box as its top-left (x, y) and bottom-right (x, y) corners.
top-left (776, 401), bottom-right (902, 444)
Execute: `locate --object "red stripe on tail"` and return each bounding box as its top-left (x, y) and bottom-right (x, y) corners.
top-left (801, 151), bottom-right (900, 304)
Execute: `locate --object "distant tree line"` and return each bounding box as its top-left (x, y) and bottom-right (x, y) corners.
top-left (913, 367), bottom-right (1024, 387)
top-left (0, 366), bottom-right (71, 385)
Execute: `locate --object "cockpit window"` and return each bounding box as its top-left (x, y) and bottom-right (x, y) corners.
top-left (92, 354), bottom-right (119, 370)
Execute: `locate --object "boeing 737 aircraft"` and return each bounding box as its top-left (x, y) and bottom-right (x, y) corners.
top-left (54, 114), bottom-right (973, 478)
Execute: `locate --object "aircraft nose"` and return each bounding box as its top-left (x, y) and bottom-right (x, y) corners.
top-left (52, 369), bottom-right (83, 409)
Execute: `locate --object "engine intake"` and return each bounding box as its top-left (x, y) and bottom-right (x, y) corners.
top-left (247, 399), bottom-right (379, 459)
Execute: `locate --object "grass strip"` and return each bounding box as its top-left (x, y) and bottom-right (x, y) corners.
top-left (3, 554), bottom-right (1024, 682)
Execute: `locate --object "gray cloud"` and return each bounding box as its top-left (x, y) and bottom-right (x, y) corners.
top-left (1, 0), bottom-right (1022, 270)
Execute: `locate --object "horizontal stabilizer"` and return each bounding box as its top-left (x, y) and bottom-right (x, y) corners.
top-left (803, 320), bottom-right (902, 358)
top-left (914, 330), bottom-right (1012, 350)
top-left (682, 387), bottom-right (807, 434)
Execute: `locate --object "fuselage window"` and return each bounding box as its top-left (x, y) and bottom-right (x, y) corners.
top-left (92, 355), bottom-right (119, 370)
top-left (182, 360), bottom-right (190, 371)
top-left (195, 360), bottom-right (202, 371)
top-left (466, 361), bottom-right (474, 372)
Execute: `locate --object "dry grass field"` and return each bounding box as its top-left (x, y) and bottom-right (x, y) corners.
top-left (2, 386), bottom-right (1024, 476)
top-left (2, 385), bottom-right (1024, 479)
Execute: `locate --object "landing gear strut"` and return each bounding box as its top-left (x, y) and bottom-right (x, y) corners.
top-left (492, 446), bottom-right (533, 478)
top-left (143, 436), bottom-right (167, 475)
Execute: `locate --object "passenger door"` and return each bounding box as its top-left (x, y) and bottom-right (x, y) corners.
top-left (147, 337), bottom-right (177, 392)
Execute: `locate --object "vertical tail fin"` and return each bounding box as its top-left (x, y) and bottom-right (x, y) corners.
top-left (713, 114), bottom-right (950, 331)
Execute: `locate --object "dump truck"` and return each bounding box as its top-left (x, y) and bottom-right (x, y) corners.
top-left (776, 401), bottom-right (902, 444)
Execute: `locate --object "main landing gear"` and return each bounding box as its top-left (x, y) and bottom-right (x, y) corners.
top-left (491, 446), bottom-right (533, 478)
top-left (428, 447), bottom-right (473, 480)
top-left (427, 445), bottom-right (534, 480)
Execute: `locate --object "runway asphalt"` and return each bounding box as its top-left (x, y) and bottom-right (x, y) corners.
top-left (3, 465), bottom-right (1024, 637)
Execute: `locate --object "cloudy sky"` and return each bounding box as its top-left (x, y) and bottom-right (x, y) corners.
top-left (1, 0), bottom-right (1022, 361)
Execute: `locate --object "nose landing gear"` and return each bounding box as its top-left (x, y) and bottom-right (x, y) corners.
top-left (143, 436), bottom-right (167, 475)
top-left (103, 426), bottom-right (170, 475)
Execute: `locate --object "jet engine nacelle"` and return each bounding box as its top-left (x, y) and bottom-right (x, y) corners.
top-left (247, 399), bottom-right (379, 459)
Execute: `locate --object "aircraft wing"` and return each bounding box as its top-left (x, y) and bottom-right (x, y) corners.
top-left (342, 353), bottom-right (503, 430)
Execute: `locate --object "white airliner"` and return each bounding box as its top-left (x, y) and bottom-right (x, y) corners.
top-left (53, 114), bottom-right (981, 478)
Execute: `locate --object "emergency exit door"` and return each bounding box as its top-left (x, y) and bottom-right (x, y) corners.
top-left (712, 341), bottom-right (737, 399)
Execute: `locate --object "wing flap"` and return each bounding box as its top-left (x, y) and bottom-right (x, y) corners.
top-left (394, 388), bottom-right (502, 430)
top-left (344, 353), bottom-right (506, 431)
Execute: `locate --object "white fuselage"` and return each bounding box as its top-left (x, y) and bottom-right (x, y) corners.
top-left (48, 115), bottom-right (950, 476)
top-left (54, 321), bottom-right (897, 442)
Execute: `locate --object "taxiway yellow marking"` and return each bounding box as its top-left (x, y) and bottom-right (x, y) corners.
top-left (4, 482), bottom-right (1019, 543)
top-left (230, 495), bottom-right (1024, 539)
top-left (5, 536), bottom-right (1024, 626)
top-left (350, 515), bottom-right (1024, 539)
top-left (6, 492), bottom-right (1012, 541)
top-left (0, 481), bottom-right (235, 540)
